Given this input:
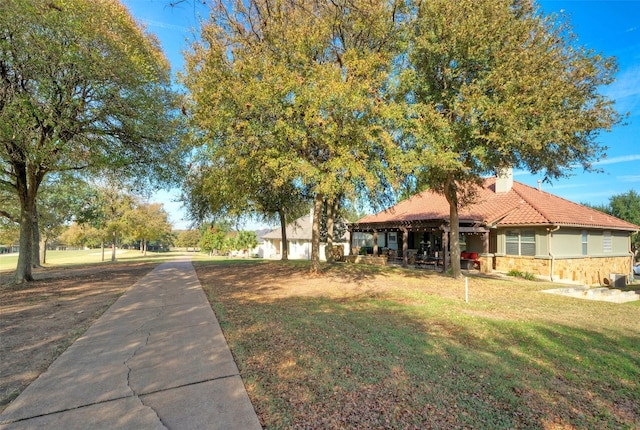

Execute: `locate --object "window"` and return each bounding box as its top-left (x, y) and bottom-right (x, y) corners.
top-left (603, 231), bottom-right (612, 253)
top-left (506, 230), bottom-right (519, 255)
top-left (505, 230), bottom-right (536, 256)
top-left (581, 231), bottom-right (588, 255)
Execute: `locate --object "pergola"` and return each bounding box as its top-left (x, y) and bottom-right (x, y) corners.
top-left (349, 219), bottom-right (491, 271)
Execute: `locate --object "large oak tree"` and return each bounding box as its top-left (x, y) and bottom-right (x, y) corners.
top-left (402, 0), bottom-right (622, 277)
top-left (0, 0), bottom-right (185, 282)
top-left (183, 0), bottom-right (404, 272)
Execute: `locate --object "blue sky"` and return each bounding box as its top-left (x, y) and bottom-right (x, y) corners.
top-left (121, 0), bottom-right (640, 228)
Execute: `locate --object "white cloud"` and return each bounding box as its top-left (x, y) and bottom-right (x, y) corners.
top-left (543, 182), bottom-right (588, 190)
top-left (605, 65), bottom-right (640, 112)
top-left (618, 175), bottom-right (640, 183)
top-left (594, 154), bottom-right (640, 165)
top-left (139, 19), bottom-right (190, 33)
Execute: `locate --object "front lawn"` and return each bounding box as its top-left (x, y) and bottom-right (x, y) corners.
top-left (196, 260), bottom-right (639, 429)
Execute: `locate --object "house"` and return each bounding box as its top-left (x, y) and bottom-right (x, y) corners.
top-left (251, 228), bottom-right (271, 258)
top-left (262, 213), bottom-right (351, 260)
top-left (349, 170), bottom-right (639, 285)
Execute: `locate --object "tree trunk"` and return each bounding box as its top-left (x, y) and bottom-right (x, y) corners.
top-left (310, 193), bottom-right (324, 273)
top-left (111, 231), bottom-right (117, 262)
top-left (15, 205), bottom-right (35, 283)
top-left (402, 228), bottom-right (409, 267)
top-left (278, 208), bottom-right (288, 261)
top-left (31, 207), bottom-right (41, 268)
top-left (15, 170), bottom-right (39, 283)
top-left (41, 238), bottom-right (48, 265)
top-left (325, 197), bottom-right (335, 263)
top-left (101, 240), bottom-right (105, 262)
top-left (444, 175), bottom-right (462, 278)
top-left (13, 153), bottom-right (46, 283)
top-left (143, 239), bottom-right (147, 256)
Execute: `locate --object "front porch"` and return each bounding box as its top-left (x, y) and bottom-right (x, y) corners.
top-left (349, 220), bottom-right (494, 274)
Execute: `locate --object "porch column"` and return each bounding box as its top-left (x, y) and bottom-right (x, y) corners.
top-left (481, 231), bottom-right (492, 274)
top-left (402, 228), bottom-right (409, 267)
top-left (373, 230), bottom-right (379, 256)
top-left (483, 231), bottom-right (490, 253)
top-left (350, 230), bottom-right (356, 255)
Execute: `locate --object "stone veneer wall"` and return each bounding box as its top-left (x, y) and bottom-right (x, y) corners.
top-left (494, 255), bottom-right (632, 285)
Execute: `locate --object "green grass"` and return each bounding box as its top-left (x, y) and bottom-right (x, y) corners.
top-left (0, 249), bottom-right (226, 275)
top-left (197, 260), bottom-right (640, 429)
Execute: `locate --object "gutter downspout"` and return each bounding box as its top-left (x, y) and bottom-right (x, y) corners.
top-left (629, 233), bottom-right (636, 283)
top-left (549, 225), bottom-right (560, 282)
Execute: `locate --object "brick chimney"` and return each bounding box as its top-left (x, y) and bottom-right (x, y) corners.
top-left (495, 167), bottom-right (513, 193)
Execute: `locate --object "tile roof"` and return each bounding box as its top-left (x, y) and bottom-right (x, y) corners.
top-left (356, 177), bottom-right (640, 231)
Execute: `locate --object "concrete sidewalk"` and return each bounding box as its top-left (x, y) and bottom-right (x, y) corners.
top-left (0, 259), bottom-right (262, 430)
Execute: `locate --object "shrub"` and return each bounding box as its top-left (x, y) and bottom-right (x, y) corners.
top-left (508, 269), bottom-right (536, 281)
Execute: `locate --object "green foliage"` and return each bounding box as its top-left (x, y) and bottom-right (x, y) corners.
top-left (183, 0), bottom-right (404, 270)
top-left (398, 0), bottom-right (621, 278)
top-left (507, 269), bottom-right (536, 281)
top-left (199, 225), bottom-right (230, 255)
top-left (0, 218), bottom-right (19, 247)
top-left (588, 190), bottom-right (640, 259)
top-left (183, 0), bottom-right (621, 277)
top-left (175, 230), bottom-right (201, 250)
top-left (609, 190), bottom-right (640, 227)
top-left (0, 0), bottom-right (186, 282)
top-left (124, 202), bottom-right (173, 254)
top-left (233, 231), bottom-right (258, 253)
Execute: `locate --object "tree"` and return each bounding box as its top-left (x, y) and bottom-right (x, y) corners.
top-left (176, 230), bottom-right (201, 251)
top-left (125, 202), bottom-right (173, 255)
top-left (233, 231), bottom-right (258, 255)
top-left (199, 224), bottom-right (230, 256)
top-left (36, 175), bottom-right (94, 263)
top-left (0, 0), bottom-right (185, 283)
top-left (59, 222), bottom-right (101, 249)
top-left (183, 0), bottom-right (404, 273)
top-left (402, 0), bottom-right (622, 277)
top-left (94, 183), bottom-right (136, 262)
top-left (0, 217), bottom-right (19, 252)
top-left (181, 159), bottom-right (310, 261)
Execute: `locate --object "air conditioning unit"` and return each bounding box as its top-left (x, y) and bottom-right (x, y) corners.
top-left (608, 273), bottom-right (627, 288)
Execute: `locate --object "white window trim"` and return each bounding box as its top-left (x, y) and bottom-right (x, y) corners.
top-left (505, 229), bottom-right (536, 256)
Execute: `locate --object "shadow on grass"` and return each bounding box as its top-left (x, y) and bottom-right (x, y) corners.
top-left (197, 262), bottom-right (640, 429)
top-left (193, 257), bottom-right (461, 287)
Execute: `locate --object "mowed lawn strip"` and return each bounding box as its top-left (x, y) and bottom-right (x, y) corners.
top-left (196, 260), bottom-right (640, 430)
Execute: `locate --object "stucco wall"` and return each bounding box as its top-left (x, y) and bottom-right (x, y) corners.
top-left (551, 229), bottom-right (630, 257)
top-left (494, 255), bottom-right (632, 285)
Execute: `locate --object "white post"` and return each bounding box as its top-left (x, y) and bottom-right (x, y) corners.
top-left (465, 277), bottom-right (469, 304)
